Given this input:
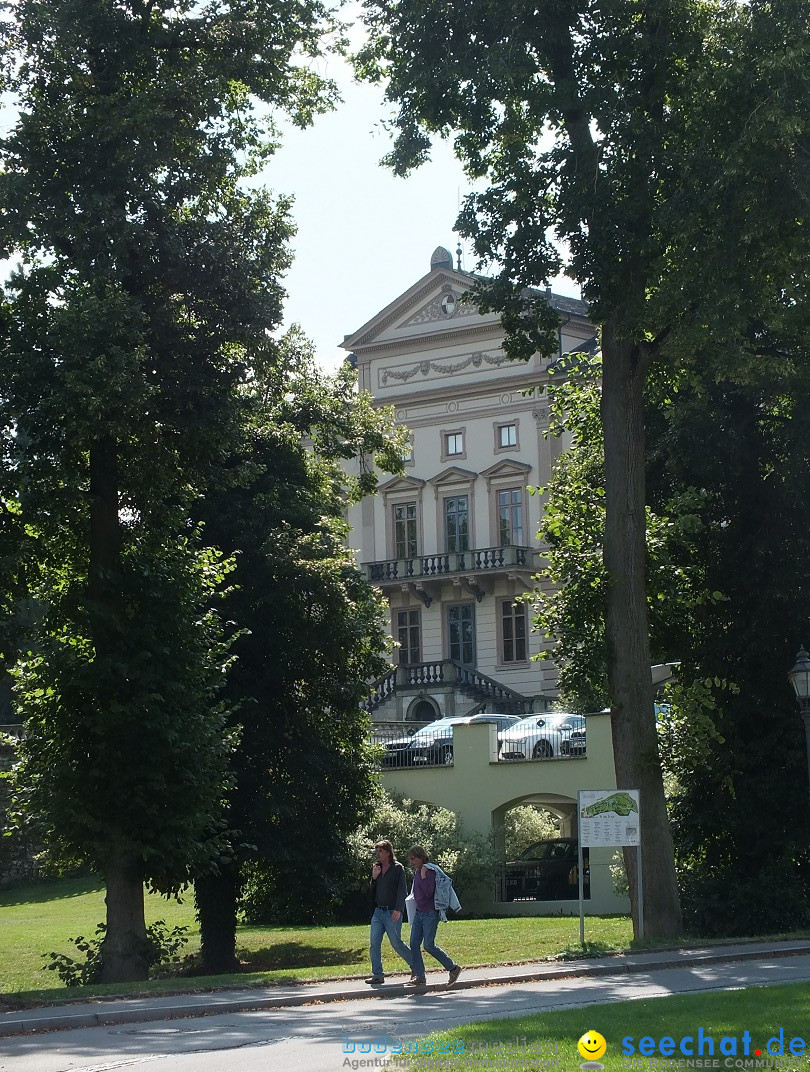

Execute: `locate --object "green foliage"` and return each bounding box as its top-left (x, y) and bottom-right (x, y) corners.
top-left (43, 920), bottom-right (189, 987)
top-left (192, 336), bottom-right (405, 948)
top-left (503, 806), bottom-right (559, 860)
top-left (0, 0), bottom-right (345, 977)
top-left (533, 334), bottom-right (810, 936)
top-left (534, 361), bottom-right (712, 713)
top-left (13, 538), bottom-right (236, 889)
top-left (357, 0), bottom-right (810, 938)
top-left (349, 790), bottom-right (497, 906)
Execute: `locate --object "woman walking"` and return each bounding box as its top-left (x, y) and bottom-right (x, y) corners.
top-left (405, 845), bottom-right (462, 987)
top-left (366, 839), bottom-right (412, 984)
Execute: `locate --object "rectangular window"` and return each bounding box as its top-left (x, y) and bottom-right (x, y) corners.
top-left (501, 600), bottom-right (527, 663)
top-left (497, 488), bottom-right (524, 546)
top-left (445, 432), bottom-right (464, 456)
top-left (444, 495), bottom-right (469, 553)
top-left (394, 502), bottom-right (417, 559)
top-left (448, 604), bottom-right (476, 666)
top-left (498, 423), bottom-right (517, 448)
top-left (397, 610), bottom-right (421, 665)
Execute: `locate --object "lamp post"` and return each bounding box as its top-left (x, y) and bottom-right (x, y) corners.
top-left (788, 647), bottom-right (810, 803)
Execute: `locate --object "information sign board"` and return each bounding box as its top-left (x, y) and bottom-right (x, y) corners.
top-left (578, 789), bottom-right (640, 847)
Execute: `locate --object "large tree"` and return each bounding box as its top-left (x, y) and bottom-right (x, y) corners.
top-left (535, 333), bottom-right (810, 935)
top-left (0, 0), bottom-right (337, 980)
top-left (193, 335), bottom-right (406, 972)
top-left (357, 0), bottom-right (809, 936)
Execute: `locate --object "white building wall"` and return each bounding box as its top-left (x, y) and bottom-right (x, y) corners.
top-left (345, 252), bottom-right (593, 710)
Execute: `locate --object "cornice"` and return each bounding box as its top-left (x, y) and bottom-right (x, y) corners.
top-left (374, 371), bottom-right (550, 411)
top-left (353, 320), bottom-right (504, 357)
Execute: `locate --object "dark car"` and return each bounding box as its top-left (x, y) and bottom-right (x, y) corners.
top-left (504, 838), bottom-right (589, 901)
top-left (380, 713), bottom-right (520, 768)
top-left (560, 727), bottom-right (587, 756)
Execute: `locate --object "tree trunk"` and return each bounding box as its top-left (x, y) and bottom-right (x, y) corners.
top-left (100, 852), bottom-right (148, 981)
top-left (89, 437), bottom-right (151, 980)
top-left (195, 866), bottom-right (240, 974)
top-left (601, 323), bottom-right (682, 939)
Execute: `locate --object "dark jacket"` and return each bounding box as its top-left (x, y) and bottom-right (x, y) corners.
top-left (371, 861), bottom-right (408, 914)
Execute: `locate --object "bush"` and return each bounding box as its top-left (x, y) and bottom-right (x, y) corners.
top-left (678, 856), bottom-right (810, 938)
top-left (503, 805), bottom-right (559, 858)
top-left (43, 920), bottom-right (189, 986)
top-left (346, 790), bottom-right (497, 910)
top-left (239, 862), bottom-right (348, 926)
top-left (0, 731), bottom-right (42, 887)
top-left (239, 790), bottom-right (499, 925)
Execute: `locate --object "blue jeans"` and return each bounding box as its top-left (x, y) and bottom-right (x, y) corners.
top-left (369, 907), bottom-right (412, 978)
top-left (409, 909), bottom-right (456, 978)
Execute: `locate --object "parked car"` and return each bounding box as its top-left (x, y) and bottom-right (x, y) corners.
top-left (380, 713), bottom-right (521, 767)
top-left (498, 713), bottom-right (586, 760)
top-left (560, 726), bottom-right (587, 756)
top-left (504, 837), bottom-right (589, 901)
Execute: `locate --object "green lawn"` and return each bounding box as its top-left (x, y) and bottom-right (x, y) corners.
top-left (0, 875), bottom-right (633, 1005)
top-left (403, 982), bottom-right (810, 1071)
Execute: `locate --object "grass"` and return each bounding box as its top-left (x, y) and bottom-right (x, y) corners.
top-left (0, 875), bottom-right (634, 1006)
top-left (403, 982), bottom-right (810, 1071)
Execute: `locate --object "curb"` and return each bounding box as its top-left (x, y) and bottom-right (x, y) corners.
top-left (3, 943), bottom-right (810, 1038)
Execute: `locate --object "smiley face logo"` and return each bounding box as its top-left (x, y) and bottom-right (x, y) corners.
top-left (578, 1031), bottom-right (607, 1061)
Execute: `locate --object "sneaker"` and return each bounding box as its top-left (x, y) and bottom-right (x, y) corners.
top-left (364, 976), bottom-right (384, 984)
top-left (447, 965), bottom-right (462, 986)
top-left (405, 976), bottom-right (427, 987)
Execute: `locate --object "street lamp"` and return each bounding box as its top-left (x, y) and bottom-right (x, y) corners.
top-left (788, 647), bottom-right (810, 798)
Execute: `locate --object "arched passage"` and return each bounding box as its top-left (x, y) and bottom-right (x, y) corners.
top-left (407, 697), bottom-right (439, 722)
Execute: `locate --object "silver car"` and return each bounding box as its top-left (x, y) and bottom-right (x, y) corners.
top-left (498, 713), bottom-right (586, 760)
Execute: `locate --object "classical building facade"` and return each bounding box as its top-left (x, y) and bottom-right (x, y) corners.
top-left (343, 247), bottom-right (594, 723)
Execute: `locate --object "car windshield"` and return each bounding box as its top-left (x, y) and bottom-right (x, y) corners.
top-left (411, 719), bottom-right (456, 740)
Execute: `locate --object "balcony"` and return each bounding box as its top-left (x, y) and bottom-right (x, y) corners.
top-left (367, 545), bottom-right (537, 590)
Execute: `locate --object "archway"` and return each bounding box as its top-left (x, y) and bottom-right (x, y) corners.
top-left (406, 697), bottom-right (439, 723)
top-left (493, 793), bottom-right (584, 903)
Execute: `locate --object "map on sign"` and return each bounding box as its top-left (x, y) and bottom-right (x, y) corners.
top-left (578, 790), bottom-right (640, 848)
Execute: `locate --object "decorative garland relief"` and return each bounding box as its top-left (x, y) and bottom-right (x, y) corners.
top-left (380, 350), bottom-right (513, 386)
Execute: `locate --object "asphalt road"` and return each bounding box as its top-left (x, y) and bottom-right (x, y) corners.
top-left (3, 954), bottom-right (810, 1072)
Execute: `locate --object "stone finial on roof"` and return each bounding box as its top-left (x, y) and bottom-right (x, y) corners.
top-left (430, 246), bottom-right (454, 271)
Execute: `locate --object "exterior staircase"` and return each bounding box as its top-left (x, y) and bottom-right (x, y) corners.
top-left (366, 660), bottom-right (535, 716)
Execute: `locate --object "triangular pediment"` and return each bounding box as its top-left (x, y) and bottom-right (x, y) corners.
top-left (377, 474), bottom-right (426, 494)
top-left (340, 268), bottom-right (500, 354)
top-left (428, 466), bottom-right (478, 487)
top-left (480, 459), bottom-right (533, 484)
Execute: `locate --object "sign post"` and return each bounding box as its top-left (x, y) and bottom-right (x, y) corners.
top-left (577, 789), bottom-right (641, 946)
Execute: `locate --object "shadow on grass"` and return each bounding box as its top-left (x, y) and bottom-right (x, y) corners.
top-left (237, 943), bottom-right (366, 971)
top-left (554, 940), bottom-right (620, 960)
top-left (0, 875), bottom-right (105, 907)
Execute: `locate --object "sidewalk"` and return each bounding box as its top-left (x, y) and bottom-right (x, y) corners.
top-left (2, 939), bottom-right (809, 1038)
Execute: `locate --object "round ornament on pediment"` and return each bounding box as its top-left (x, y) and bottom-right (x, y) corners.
top-left (396, 409), bottom-right (408, 421)
top-left (500, 392), bottom-right (512, 405)
top-left (447, 401), bottom-right (459, 413)
top-left (439, 293), bottom-right (458, 318)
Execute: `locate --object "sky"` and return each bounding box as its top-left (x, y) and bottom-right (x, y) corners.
top-left (264, 47), bottom-right (579, 373)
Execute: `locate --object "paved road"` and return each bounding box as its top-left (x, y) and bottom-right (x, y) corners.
top-left (3, 953), bottom-right (810, 1072)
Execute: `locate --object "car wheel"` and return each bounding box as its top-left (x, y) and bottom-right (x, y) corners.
top-left (533, 740), bottom-right (553, 759)
top-left (442, 746), bottom-right (454, 765)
